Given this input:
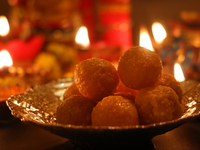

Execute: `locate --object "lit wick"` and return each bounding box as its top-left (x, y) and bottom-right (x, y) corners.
top-left (0, 16), bottom-right (10, 37)
top-left (139, 26), bottom-right (154, 51)
top-left (0, 50), bottom-right (13, 69)
top-left (75, 26), bottom-right (90, 50)
top-left (174, 63), bottom-right (185, 82)
top-left (152, 22), bottom-right (167, 44)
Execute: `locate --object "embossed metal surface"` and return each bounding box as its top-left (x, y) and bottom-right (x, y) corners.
top-left (6, 78), bottom-right (200, 148)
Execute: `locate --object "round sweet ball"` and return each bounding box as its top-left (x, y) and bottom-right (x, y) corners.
top-left (118, 46), bottom-right (163, 90)
top-left (114, 80), bottom-right (138, 102)
top-left (114, 92), bottom-right (136, 103)
top-left (155, 73), bottom-right (183, 103)
top-left (115, 80), bottom-right (138, 96)
top-left (91, 95), bottom-right (139, 126)
top-left (135, 85), bottom-right (182, 125)
top-left (56, 95), bottom-right (96, 126)
top-left (63, 82), bottom-right (82, 100)
top-left (74, 58), bottom-right (119, 101)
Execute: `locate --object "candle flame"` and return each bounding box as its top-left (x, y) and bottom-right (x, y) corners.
top-left (75, 26), bottom-right (90, 50)
top-left (152, 22), bottom-right (167, 44)
top-left (174, 63), bottom-right (185, 82)
top-left (0, 50), bottom-right (13, 68)
top-left (0, 16), bottom-right (10, 36)
top-left (139, 26), bottom-right (154, 51)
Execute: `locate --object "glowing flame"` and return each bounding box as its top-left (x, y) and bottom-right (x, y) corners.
top-left (174, 63), bottom-right (185, 82)
top-left (0, 50), bottom-right (13, 68)
top-left (152, 22), bottom-right (167, 44)
top-left (0, 16), bottom-right (10, 36)
top-left (75, 26), bottom-right (90, 50)
top-left (139, 26), bottom-right (154, 51)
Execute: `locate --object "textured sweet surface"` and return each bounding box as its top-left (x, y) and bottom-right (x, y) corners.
top-left (118, 46), bottom-right (163, 90)
top-left (91, 95), bottom-right (139, 126)
top-left (155, 73), bottom-right (183, 102)
top-left (74, 58), bottom-right (119, 101)
top-left (63, 82), bottom-right (82, 99)
top-left (135, 85), bottom-right (182, 125)
top-left (56, 95), bottom-right (96, 125)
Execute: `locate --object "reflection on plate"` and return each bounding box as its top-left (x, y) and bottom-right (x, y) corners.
top-left (6, 78), bottom-right (200, 149)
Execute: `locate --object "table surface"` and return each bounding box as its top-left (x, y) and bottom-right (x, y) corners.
top-left (0, 117), bottom-right (200, 150)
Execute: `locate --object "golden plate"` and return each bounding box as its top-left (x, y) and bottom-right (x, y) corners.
top-left (6, 78), bottom-right (200, 149)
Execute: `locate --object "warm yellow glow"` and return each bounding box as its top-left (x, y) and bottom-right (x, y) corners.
top-left (152, 22), bottom-right (167, 44)
top-left (139, 27), bottom-right (154, 51)
top-left (174, 63), bottom-right (185, 82)
top-left (0, 16), bottom-right (10, 36)
top-left (75, 26), bottom-right (90, 50)
top-left (0, 50), bottom-right (13, 68)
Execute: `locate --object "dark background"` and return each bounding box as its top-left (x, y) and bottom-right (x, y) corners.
top-left (1, 0), bottom-right (200, 45)
top-left (131, 0), bottom-right (200, 45)
top-left (0, 0), bottom-right (10, 17)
